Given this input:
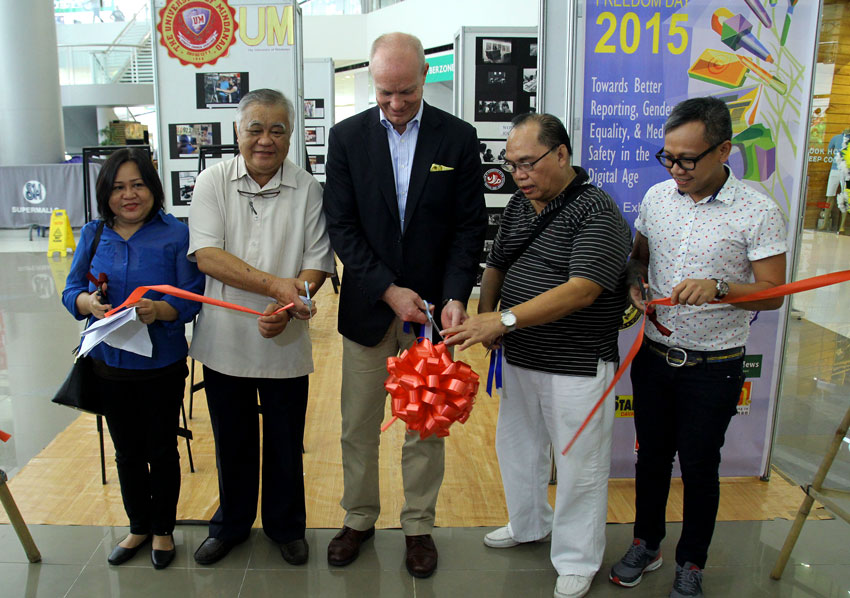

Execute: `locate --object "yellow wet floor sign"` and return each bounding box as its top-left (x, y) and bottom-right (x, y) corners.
top-left (47, 209), bottom-right (76, 257)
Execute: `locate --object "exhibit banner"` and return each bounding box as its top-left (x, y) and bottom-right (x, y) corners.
top-left (152, 0), bottom-right (304, 218)
top-left (577, 0), bottom-right (817, 476)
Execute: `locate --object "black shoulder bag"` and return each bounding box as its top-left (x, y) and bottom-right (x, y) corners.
top-left (500, 182), bottom-right (593, 270)
top-left (52, 221), bottom-right (107, 415)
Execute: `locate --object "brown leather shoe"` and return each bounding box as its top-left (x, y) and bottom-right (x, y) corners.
top-left (405, 534), bottom-right (438, 578)
top-left (327, 526), bottom-right (375, 566)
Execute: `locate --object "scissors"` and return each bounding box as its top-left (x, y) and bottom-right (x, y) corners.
top-left (422, 300), bottom-right (444, 339)
top-left (638, 275), bottom-right (650, 304)
top-left (304, 281), bottom-right (313, 320)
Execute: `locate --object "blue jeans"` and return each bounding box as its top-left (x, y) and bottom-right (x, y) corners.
top-left (631, 342), bottom-right (744, 568)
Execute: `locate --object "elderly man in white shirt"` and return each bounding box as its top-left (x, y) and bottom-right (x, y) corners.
top-left (188, 88), bottom-right (335, 567)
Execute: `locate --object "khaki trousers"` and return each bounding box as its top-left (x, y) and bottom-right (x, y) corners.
top-left (340, 319), bottom-right (445, 535)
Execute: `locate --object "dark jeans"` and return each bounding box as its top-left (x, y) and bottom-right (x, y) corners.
top-left (631, 343), bottom-right (744, 569)
top-left (98, 364), bottom-right (186, 536)
top-left (203, 366), bottom-right (308, 544)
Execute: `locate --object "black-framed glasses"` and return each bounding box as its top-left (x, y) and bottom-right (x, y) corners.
top-left (502, 146), bottom-right (558, 173)
top-left (655, 142), bottom-right (722, 171)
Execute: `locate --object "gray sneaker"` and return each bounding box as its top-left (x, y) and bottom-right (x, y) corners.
top-left (670, 561), bottom-right (703, 597)
top-left (609, 538), bottom-right (663, 587)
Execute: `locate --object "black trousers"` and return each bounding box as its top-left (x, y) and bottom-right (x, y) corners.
top-left (203, 366), bottom-right (308, 544)
top-left (98, 363), bottom-right (186, 536)
top-left (631, 343), bottom-right (744, 569)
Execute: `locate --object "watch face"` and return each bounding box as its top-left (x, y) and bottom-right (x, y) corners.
top-left (501, 310), bottom-right (517, 327)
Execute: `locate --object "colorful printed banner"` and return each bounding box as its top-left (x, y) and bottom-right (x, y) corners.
top-left (577, 0), bottom-right (817, 476)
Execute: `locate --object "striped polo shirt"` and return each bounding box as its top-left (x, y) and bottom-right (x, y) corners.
top-left (487, 167), bottom-right (632, 377)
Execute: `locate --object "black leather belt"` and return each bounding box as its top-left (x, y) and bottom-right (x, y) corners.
top-left (644, 337), bottom-right (744, 368)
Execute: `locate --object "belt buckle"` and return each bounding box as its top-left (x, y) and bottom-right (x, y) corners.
top-left (665, 347), bottom-right (688, 367)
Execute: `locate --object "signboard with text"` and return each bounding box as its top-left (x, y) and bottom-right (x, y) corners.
top-left (571, 0), bottom-right (817, 476)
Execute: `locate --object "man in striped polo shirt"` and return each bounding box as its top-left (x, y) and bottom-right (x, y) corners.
top-left (446, 112), bottom-right (631, 598)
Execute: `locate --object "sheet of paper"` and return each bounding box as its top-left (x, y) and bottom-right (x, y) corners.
top-left (79, 307), bottom-right (153, 358)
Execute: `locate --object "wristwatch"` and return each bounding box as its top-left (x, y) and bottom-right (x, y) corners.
top-left (500, 309), bottom-right (517, 333)
top-left (713, 279), bottom-right (730, 299)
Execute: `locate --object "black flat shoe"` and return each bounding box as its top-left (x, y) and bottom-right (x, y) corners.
top-left (281, 537), bottom-right (309, 565)
top-left (107, 535), bottom-right (151, 566)
top-left (151, 547), bottom-right (176, 570)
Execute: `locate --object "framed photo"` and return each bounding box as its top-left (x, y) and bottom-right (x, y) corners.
top-left (308, 154), bottom-right (325, 175)
top-left (530, 43), bottom-right (538, 57)
top-left (305, 126), bottom-right (325, 146)
top-left (477, 100), bottom-right (514, 115)
top-left (196, 72), bottom-right (249, 109)
top-left (168, 123), bottom-right (222, 159)
top-left (479, 138), bottom-right (507, 164)
top-left (482, 39), bottom-right (512, 64)
top-left (170, 171), bottom-right (198, 206)
top-left (522, 68), bottom-right (537, 93)
top-left (304, 98), bottom-right (325, 119)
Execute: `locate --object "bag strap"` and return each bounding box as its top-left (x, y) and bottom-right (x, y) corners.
top-left (501, 182), bottom-right (592, 271)
top-left (90, 220), bottom-right (105, 258)
top-left (80, 220), bottom-right (106, 337)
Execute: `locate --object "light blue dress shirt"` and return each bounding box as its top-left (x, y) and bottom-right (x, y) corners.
top-left (379, 101), bottom-right (424, 230)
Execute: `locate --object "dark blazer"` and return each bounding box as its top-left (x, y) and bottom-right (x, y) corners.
top-left (323, 103), bottom-right (487, 346)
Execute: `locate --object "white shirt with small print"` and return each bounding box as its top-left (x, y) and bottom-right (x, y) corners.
top-left (635, 168), bottom-right (787, 351)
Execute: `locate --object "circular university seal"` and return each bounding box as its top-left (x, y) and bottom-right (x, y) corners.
top-left (484, 168), bottom-right (506, 191)
top-left (157, 0), bottom-right (238, 68)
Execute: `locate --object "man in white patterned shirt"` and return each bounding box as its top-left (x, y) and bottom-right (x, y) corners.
top-left (609, 97), bottom-right (787, 598)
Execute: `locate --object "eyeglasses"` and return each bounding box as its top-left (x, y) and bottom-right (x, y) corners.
top-left (655, 142), bottom-right (722, 171)
top-left (237, 189), bottom-right (280, 200)
top-left (502, 146), bottom-right (558, 173)
top-left (238, 188), bottom-right (280, 216)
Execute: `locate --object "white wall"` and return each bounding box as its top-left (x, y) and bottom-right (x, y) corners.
top-left (302, 0), bottom-right (538, 62)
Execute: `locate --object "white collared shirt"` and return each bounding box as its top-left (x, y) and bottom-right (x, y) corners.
top-left (635, 168), bottom-right (787, 350)
top-left (379, 101), bottom-right (424, 229)
top-left (187, 155), bottom-right (335, 378)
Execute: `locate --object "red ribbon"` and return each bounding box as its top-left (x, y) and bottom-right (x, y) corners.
top-left (0, 429), bottom-right (10, 442)
top-left (382, 338), bottom-right (480, 439)
top-left (561, 270), bottom-right (850, 456)
top-left (104, 284), bottom-right (292, 318)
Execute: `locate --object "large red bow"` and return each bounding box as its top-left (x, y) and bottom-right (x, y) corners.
top-left (382, 338), bottom-right (480, 439)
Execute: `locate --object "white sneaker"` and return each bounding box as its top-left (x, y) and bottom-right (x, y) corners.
top-left (483, 525), bottom-right (551, 548)
top-left (554, 574), bottom-right (593, 598)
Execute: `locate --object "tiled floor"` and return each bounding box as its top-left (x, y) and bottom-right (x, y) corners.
top-left (0, 520), bottom-right (848, 597)
top-left (1, 228), bottom-right (850, 596)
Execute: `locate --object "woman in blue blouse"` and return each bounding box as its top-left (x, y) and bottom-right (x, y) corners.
top-left (62, 149), bottom-right (205, 570)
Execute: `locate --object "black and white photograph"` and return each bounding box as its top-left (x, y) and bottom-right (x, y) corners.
top-left (304, 98), bottom-right (325, 119)
top-left (305, 126), bottom-right (325, 146)
top-left (308, 154), bottom-right (325, 175)
top-left (168, 122), bottom-right (221, 159)
top-left (488, 71), bottom-right (506, 85)
top-left (196, 72), bottom-right (248, 109)
top-left (530, 43), bottom-right (538, 57)
top-left (171, 171), bottom-right (197, 206)
top-left (522, 68), bottom-right (537, 93)
top-left (482, 39), bottom-right (512, 63)
top-left (530, 95), bottom-right (537, 112)
top-left (478, 100), bottom-right (514, 115)
top-left (487, 209), bottom-right (503, 227)
top-left (479, 138), bottom-right (507, 163)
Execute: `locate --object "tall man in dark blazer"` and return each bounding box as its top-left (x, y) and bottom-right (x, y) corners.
top-left (323, 32), bottom-right (487, 579)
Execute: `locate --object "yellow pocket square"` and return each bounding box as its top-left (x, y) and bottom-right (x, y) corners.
top-left (430, 164), bottom-right (454, 172)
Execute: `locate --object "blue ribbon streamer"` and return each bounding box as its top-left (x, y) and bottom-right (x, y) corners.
top-left (486, 348), bottom-right (503, 396)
